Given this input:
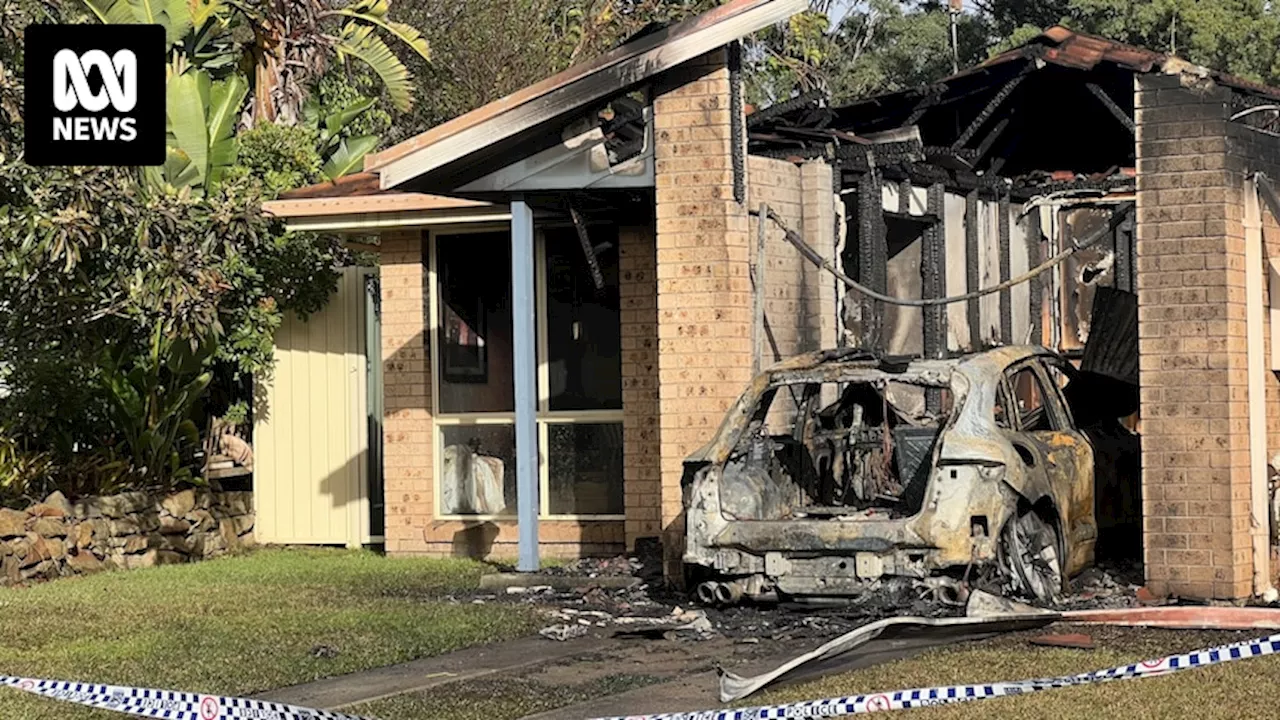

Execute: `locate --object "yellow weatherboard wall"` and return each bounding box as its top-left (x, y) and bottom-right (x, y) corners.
top-left (255, 267), bottom-right (376, 547)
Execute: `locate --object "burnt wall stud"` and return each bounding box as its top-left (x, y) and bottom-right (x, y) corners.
top-left (924, 183), bottom-right (947, 413)
top-left (998, 193), bottom-right (1012, 345)
top-left (965, 190), bottom-right (981, 350)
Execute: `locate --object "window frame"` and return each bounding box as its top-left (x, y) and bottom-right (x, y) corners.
top-left (427, 227), bottom-right (625, 522)
top-left (1001, 359), bottom-right (1069, 433)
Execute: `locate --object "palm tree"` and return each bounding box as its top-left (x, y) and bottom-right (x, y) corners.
top-left (83, 0), bottom-right (429, 124)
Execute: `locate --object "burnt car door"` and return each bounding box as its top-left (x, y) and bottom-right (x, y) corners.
top-left (999, 359), bottom-right (1096, 575)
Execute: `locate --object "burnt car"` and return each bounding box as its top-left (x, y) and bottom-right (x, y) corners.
top-left (682, 346), bottom-right (1138, 606)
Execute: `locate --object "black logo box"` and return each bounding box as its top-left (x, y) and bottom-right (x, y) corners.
top-left (24, 24), bottom-right (166, 167)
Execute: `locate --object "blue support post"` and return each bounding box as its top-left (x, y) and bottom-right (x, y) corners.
top-left (511, 197), bottom-right (540, 572)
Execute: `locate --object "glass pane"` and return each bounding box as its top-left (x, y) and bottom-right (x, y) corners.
top-left (439, 425), bottom-right (516, 516)
top-left (436, 233), bottom-right (514, 413)
top-left (544, 228), bottom-right (622, 410)
top-left (548, 423), bottom-right (623, 515)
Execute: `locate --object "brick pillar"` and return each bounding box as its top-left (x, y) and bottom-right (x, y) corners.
top-left (379, 230), bottom-right (434, 555)
top-left (652, 50), bottom-right (752, 566)
top-left (620, 226), bottom-right (661, 549)
top-left (802, 160), bottom-right (839, 350)
top-left (1135, 74), bottom-right (1252, 599)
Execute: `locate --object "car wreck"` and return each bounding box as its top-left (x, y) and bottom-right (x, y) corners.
top-left (683, 345), bottom-right (1138, 606)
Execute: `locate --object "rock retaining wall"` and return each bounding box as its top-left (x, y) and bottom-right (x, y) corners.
top-left (0, 489), bottom-right (254, 585)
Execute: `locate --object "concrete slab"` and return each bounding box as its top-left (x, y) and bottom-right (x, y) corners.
top-left (255, 635), bottom-right (608, 710)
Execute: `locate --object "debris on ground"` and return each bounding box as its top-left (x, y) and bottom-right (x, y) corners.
top-left (466, 551), bottom-right (1148, 648)
top-left (1029, 633), bottom-right (1096, 649)
top-left (309, 644), bottom-right (340, 659)
top-left (539, 624), bottom-right (591, 642)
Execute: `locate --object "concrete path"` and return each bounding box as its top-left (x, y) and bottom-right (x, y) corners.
top-left (254, 635), bottom-right (609, 710)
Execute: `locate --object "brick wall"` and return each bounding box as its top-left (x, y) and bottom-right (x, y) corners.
top-left (1135, 74), bottom-right (1253, 598)
top-left (652, 50), bottom-right (753, 552)
top-left (379, 230), bottom-right (433, 556)
top-left (747, 155), bottom-right (838, 363)
top-left (620, 226), bottom-right (661, 549)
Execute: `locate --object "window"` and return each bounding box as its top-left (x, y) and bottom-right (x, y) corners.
top-left (1007, 366), bottom-right (1054, 432)
top-left (430, 227), bottom-right (623, 519)
top-left (436, 232), bottom-right (513, 413)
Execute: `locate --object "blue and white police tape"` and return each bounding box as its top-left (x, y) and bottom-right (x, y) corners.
top-left (0, 675), bottom-right (374, 720)
top-left (592, 632), bottom-right (1280, 719)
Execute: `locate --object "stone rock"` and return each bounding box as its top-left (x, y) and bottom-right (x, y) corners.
top-left (192, 532), bottom-right (226, 558)
top-left (0, 509), bottom-right (26, 539)
top-left (30, 517), bottom-right (67, 539)
top-left (99, 492), bottom-right (151, 519)
top-left (66, 549), bottom-right (106, 575)
top-left (219, 520), bottom-right (241, 551)
top-left (229, 515), bottom-right (254, 536)
top-left (155, 550), bottom-right (187, 566)
top-left (159, 534), bottom-right (193, 555)
top-left (74, 520), bottom-right (107, 549)
top-left (189, 510), bottom-right (216, 532)
top-left (219, 492), bottom-right (253, 517)
top-left (121, 535), bottom-right (150, 554)
top-left (121, 550), bottom-right (157, 570)
top-left (191, 491), bottom-right (213, 513)
top-left (72, 498), bottom-right (103, 519)
top-left (159, 515), bottom-right (191, 535)
top-left (21, 559), bottom-right (56, 580)
top-left (161, 490), bottom-right (196, 518)
top-left (22, 535), bottom-right (65, 567)
top-left (238, 530), bottom-right (255, 548)
top-left (27, 503), bottom-right (64, 519)
top-left (43, 491), bottom-right (74, 517)
top-left (2, 553), bottom-right (19, 584)
top-left (110, 513), bottom-right (160, 536)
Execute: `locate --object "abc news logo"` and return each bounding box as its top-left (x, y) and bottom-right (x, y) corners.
top-left (25, 24), bottom-right (164, 166)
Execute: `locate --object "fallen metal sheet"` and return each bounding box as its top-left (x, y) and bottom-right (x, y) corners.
top-left (1063, 606), bottom-right (1280, 630)
top-left (597, 631), bottom-right (1280, 720)
top-left (718, 592), bottom-right (1058, 702)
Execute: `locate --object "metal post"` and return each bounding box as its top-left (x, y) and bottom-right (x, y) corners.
top-left (511, 197), bottom-right (539, 573)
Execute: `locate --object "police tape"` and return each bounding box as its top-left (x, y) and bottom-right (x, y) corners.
top-left (592, 632), bottom-right (1280, 720)
top-left (0, 675), bottom-right (374, 720)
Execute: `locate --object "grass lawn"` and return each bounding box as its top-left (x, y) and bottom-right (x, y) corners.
top-left (751, 625), bottom-right (1280, 720)
top-left (0, 547), bottom-right (540, 720)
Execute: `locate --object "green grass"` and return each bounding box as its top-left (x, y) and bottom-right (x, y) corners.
top-left (0, 547), bottom-right (539, 720)
top-left (750, 626), bottom-right (1280, 719)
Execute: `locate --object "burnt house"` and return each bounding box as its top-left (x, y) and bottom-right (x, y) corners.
top-left (262, 3), bottom-right (1280, 602)
top-left (745, 26), bottom-right (1280, 600)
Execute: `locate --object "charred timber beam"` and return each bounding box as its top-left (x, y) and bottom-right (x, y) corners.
top-left (857, 169), bottom-right (887, 350)
top-left (951, 68), bottom-right (1029, 150)
top-left (965, 190), bottom-right (981, 349)
top-left (1086, 82), bottom-right (1136, 135)
top-left (924, 183), bottom-right (947, 412)
top-left (1114, 205), bottom-right (1134, 293)
top-left (1027, 208), bottom-right (1044, 345)
top-left (998, 194), bottom-right (1012, 345)
top-left (568, 205), bottom-right (606, 290)
top-left (729, 41), bottom-right (746, 204)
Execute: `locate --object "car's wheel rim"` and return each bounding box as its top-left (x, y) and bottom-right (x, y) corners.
top-left (1003, 510), bottom-right (1062, 603)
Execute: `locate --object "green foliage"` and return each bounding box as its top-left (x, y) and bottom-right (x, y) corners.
top-left (99, 327), bottom-right (214, 487)
top-left (746, 10), bottom-right (835, 105)
top-left (225, 123), bottom-right (324, 198)
top-left (80, 0), bottom-right (430, 121)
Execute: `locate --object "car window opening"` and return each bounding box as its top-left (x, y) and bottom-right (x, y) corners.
top-left (718, 379), bottom-right (953, 522)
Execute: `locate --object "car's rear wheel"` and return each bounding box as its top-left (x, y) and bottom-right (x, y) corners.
top-left (999, 507), bottom-right (1063, 604)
